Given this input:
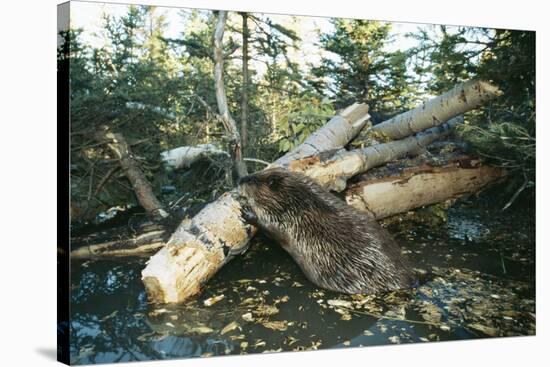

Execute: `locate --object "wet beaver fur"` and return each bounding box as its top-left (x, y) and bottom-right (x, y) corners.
top-left (237, 167), bottom-right (416, 294)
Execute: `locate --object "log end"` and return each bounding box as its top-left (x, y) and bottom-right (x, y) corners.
top-left (141, 243), bottom-right (219, 303)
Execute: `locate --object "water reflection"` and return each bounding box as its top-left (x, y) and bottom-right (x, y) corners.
top-left (68, 200), bottom-right (535, 364)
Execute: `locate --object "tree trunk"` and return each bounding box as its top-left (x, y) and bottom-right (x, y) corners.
top-left (290, 116), bottom-right (463, 191)
top-left (240, 12), bottom-right (249, 151)
top-left (213, 10), bottom-right (248, 179)
top-left (345, 155), bottom-right (506, 219)
top-left (371, 80), bottom-right (502, 140)
top-left (94, 127), bottom-right (168, 220)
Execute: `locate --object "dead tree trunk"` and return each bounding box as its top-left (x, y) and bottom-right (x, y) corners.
top-left (94, 127), bottom-right (168, 220)
top-left (71, 229), bottom-right (167, 259)
top-left (240, 12), bottom-right (249, 151)
top-left (345, 155), bottom-right (507, 219)
top-left (213, 10), bottom-right (248, 179)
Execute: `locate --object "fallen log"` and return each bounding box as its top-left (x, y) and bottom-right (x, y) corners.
top-left (291, 116), bottom-right (463, 191)
top-left (94, 127), bottom-right (169, 220)
top-left (71, 150), bottom-right (504, 259)
top-left (71, 229), bottom-right (167, 259)
top-left (345, 155), bottom-right (507, 219)
top-left (161, 144), bottom-right (229, 170)
top-left (371, 80), bottom-right (502, 140)
top-left (141, 103), bottom-right (371, 303)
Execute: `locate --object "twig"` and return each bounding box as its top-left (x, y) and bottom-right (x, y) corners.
top-left (341, 306), bottom-right (448, 328)
top-left (502, 172), bottom-right (530, 211)
top-left (243, 158), bottom-right (270, 166)
top-left (93, 166), bottom-right (120, 197)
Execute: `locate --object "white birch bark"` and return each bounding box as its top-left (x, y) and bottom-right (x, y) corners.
top-left (275, 103), bottom-right (370, 166)
top-left (371, 80), bottom-right (502, 140)
top-left (161, 144), bottom-right (229, 170)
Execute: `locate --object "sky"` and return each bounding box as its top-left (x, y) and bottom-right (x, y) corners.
top-left (69, 1), bottom-right (424, 65)
top-left (66, 0), bottom-right (490, 96)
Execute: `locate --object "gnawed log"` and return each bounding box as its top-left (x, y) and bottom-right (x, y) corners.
top-left (345, 155), bottom-right (507, 219)
top-left (371, 80), bottom-right (502, 140)
top-left (290, 116), bottom-right (463, 192)
top-left (140, 103), bottom-right (370, 303)
top-left (94, 127), bottom-right (169, 220)
top-left (142, 193), bottom-right (253, 303)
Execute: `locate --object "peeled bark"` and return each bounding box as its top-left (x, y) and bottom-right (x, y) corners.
top-left (371, 80), bottom-right (502, 140)
top-left (345, 156), bottom-right (506, 219)
top-left (94, 128), bottom-right (169, 220)
top-left (141, 103), bottom-right (371, 303)
top-left (291, 116), bottom-right (463, 192)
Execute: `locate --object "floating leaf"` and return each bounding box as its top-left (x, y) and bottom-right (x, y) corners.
top-left (221, 321), bottom-right (239, 335)
top-left (242, 312), bottom-right (254, 322)
top-left (203, 294), bottom-right (225, 307)
top-left (262, 320), bottom-right (288, 331)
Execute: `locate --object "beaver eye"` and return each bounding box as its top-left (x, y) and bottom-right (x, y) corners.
top-left (268, 175), bottom-right (283, 189)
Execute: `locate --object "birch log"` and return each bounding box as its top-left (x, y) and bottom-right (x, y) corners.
top-left (345, 156), bottom-right (506, 219)
top-left (371, 80), bottom-right (502, 140)
top-left (291, 116), bottom-right (463, 192)
top-left (161, 144), bottom-right (229, 170)
top-left (275, 103), bottom-right (370, 166)
top-left (141, 103), bottom-right (371, 303)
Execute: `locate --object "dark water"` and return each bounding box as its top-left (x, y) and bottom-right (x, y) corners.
top-left (69, 200), bottom-right (535, 364)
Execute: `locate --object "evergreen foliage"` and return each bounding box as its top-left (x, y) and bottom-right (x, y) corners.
top-left (61, 5), bottom-right (536, 219)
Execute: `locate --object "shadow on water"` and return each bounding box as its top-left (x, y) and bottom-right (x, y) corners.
top-left (68, 199), bottom-right (535, 364)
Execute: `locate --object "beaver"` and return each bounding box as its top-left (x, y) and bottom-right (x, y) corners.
top-left (237, 167), bottom-right (415, 294)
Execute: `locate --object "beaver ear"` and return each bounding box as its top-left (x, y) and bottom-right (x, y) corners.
top-left (268, 175), bottom-right (283, 190)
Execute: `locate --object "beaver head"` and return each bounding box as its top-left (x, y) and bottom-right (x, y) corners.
top-left (237, 167), bottom-right (333, 221)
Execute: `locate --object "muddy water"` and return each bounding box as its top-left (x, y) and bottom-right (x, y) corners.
top-left (69, 200), bottom-right (535, 364)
